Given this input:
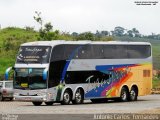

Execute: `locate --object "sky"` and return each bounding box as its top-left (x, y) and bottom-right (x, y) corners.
top-left (0, 0), bottom-right (160, 35)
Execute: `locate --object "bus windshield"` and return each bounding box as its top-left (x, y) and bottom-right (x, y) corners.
top-left (16, 46), bottom-right (51, 64)
top-left (14, 68), bottom-right (47, 90)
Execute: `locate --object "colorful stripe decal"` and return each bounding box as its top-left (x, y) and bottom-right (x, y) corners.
top-left (96, 64), bottom-right (139, 71)
top-left (85, 64), bottom-right (137, 98)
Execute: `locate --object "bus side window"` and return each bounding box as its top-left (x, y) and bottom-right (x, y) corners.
top-left (92, 45), bottom-right (104, 59)
top-left (49, 45), bottom-right (65, 88)
top-left (51, 45), bottom-right (65, 61)
top-left (64, 45), bottom-right (80, 60)
top-left (103, 45), bottom-right (128, 59)
top-left (103, 45), bottom-right (116, 59)
top-left (115, 45), bottom-right (128, 59)
top-left (78, 45), bottom-right (93, 59)
top-left (127, 45), bottom-right (151, 58)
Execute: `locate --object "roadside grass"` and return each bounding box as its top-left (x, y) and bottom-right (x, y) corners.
top-left (0, 50), bottom-right (16, 78)
top-left (0, 27), bottom-right (38, 76)
top-left (153, 77), bottom-right (160, 88)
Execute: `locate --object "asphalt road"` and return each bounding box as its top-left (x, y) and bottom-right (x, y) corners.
top-left (0, 95), bottom-right (160, 120)
top-left (0, 95), bottom-right (160, 114)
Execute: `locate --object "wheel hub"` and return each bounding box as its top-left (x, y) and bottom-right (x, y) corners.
top-left (64, 93), bottom-right (70, 102)
top-left (75, 92), bottom-right (81, 102)
top-left (130, 90), bottom-right (136, 99)
top-left (122, 92), bottom-right (127, 100)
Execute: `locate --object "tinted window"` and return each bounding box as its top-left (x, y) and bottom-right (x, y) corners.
top-left (51, 45), bottom-right (79, 61)
top-left (103, 45), bottom-right (151, 59)
top-left (65, 71), bottom-right (110, 84)
top-left (64, 45), bottom-right (80, 59)
top-left (127, 45), bottom-right (151, 58)
top-left (51, 44), bottom-right (104, 60)
top-left (104, 45), bottom-right (128, 59)
top-left (92, 45), bottom-right (104, 59)
top-left (50, 44), bottom-right (151, 61)
top-left (116, 45), bottom-right (128, 58)
top-left (76, 45), bottom-right (93, 59)
top-left (51, 45), bottom-right (65, 61)
top-left (74, 45), bottom-right (103, 59)
top-left (103, 45), bottom-right (116, 59)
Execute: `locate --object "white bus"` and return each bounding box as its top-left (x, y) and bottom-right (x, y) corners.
top-left (5, 40), bottom-right (152, 106)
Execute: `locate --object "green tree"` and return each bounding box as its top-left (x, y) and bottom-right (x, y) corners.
top-left (132, 28), bottom-right (140, 37)
top-left (113, 26), bottom-right (125, 36)
top-left (33, 11), bottom-right (59, 40)
top-left (127, 30), bottom-right (133, 37)
top-left (76, 32), bottom-right (94, 40)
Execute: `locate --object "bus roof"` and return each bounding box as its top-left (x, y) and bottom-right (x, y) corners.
top-left (21, 40), bottom-right (151, 46)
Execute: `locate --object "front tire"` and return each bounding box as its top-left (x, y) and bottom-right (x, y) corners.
top-left (120, 87), bottom-right (129, 102)
top-left (32, 102), bottom-right (42, 106)
top-left (61, 90), bottom-right (71, 105)
top-left (129, 87), bottom-right (138, 101)
top-left (72, 89), bottom-right (84, 104)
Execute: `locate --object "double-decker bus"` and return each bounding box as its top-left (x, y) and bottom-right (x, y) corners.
top-left (5, 40), bottom-right (152, 106)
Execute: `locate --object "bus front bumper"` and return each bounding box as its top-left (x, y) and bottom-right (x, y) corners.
top-left (14, 95), bottom-right (48, 102)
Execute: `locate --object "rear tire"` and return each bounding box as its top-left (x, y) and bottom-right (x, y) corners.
top-left (120, 87), bottom-right (129, 102)
top-left (45, 102), bottom-right (54, 106)
top-left (129, 87), bottom-right (138, 101)
top-left (72, 89), bottom-right (84, 104)
top-left (32, 102), bottom-right (42, 106)
top-left (61, 90), bottom-right (71, 105)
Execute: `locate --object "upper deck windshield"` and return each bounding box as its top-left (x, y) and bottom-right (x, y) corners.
top-left (16, 46), bottom-right (51, 64)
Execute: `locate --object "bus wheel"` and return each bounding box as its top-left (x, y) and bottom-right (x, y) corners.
top-left (61, 90), bottom-right (71, 105)
top-left (130, 87), bottom-right (138, 101)
top-left (45, 102), bottom-right (54, 106)
top-left (72, 89), bottom-right (84, 104)
top-left (0, 94), bottom-right (4, 101)
top-left (32, 102), bottom-right (42, 106)
top-left (120, 87), bottom-right (129, 102)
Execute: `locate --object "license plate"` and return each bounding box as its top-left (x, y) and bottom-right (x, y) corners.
top-left (25, 97), bottom-right (31, 100)
top-left (21, 83), bottom-right (28, 88)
